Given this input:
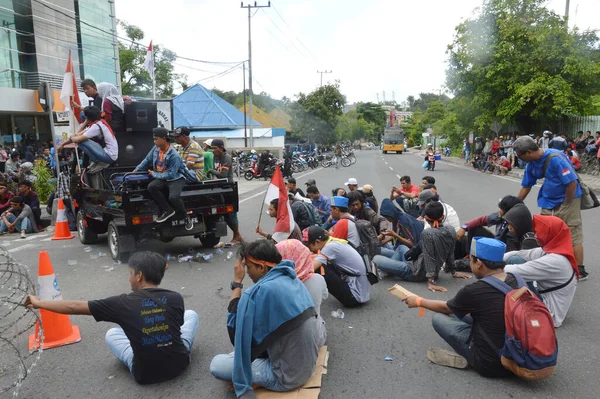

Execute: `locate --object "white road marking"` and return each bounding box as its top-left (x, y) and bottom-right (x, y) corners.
top-left (389, 167), bottom-right (393, 171)
top-left (441, 160), bottom-right (541, 187)
top-left (396, 174), bottom-right (401, 179)
top-left (239, 168), bottom-right (322, 204)
top-left (385, 161), bottom-right (388, 165)
top-left (8, 243), bottom-right (36, 253)
top-left (13, 233), bottom-right (49, 242)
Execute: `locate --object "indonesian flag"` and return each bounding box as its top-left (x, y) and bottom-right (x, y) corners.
top-left (143, 41), bottom-right (154, 78)
top-left (264, 167), bottom-right (295, 242)
top-left (59, 49), bottom-right (82, 123)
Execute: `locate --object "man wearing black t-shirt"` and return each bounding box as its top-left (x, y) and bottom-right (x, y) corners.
top-left (25, 252), bottom-right (199, 384)
top-left (402, 237), bottom-right (518, 377)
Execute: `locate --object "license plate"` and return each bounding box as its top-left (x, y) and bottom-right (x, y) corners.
top-left (171, 217), bottom-right (198, 227)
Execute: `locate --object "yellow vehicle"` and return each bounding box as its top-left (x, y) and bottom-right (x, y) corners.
top-left (382, 128), bottom-right (405, 154)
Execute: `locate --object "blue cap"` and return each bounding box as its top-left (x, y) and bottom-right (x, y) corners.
top-left (332, 196), bottom-right (349, 208)
top-left (470, 237), bottom-right (506, 262)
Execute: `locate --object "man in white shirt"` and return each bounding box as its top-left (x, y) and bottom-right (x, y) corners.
top-left (418, 189), bottom-right (461, 232)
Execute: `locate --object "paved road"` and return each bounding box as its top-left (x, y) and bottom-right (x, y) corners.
top-left (11, 150), bottom-right (600, 399)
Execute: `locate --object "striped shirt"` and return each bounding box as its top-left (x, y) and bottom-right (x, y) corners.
top-left (178, 139), bottom-right (205, 181)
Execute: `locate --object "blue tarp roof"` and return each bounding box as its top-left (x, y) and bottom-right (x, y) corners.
top-left (173, 84), bottom-right (261, 129)
top-left (190, 127), bottom-right (286, 139)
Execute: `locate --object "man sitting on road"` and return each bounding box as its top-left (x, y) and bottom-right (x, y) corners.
top-left (308, 226), bottom-right (371, 308)
top-left (305, 178), bottom-right (317, 188)
top-left (359, 184), bottom-right (378, 214)
top-left (401, 238), bottom-right (518, 377)
top-left (306, 186), bottom-right (331, 224)
top-left (170, 126), bottom-right (204, 182)
top-left (256, 198), bottom-right (303, 242)
top-left (25, 251), bottom-right (199, 384)
top-left (0, 196), bottom-right (38, 238)
top-left (345, 178), bottom-right (359, 192)
top-left (209, 139), bottom-right (243, 244)
top-left (347, 191), bottom-right (385, 234)
top-left (288, 194), bottom-right (312, 232)
top-left (57, 106), bottom-right (119, 174)
top-left (134, 128), bottom-right (188, 226)
top-left (18, 180), bottom-right (42, 229)
top-left (391, 175), bottom-right (419, 212)
top-left (287, 177), bottom-right (306, 198)
top-left (328, 195), bottom-right (361, 248)
top-left (210, 240), bottom-right (319, 397)
top-left (418, 190), bottom-right (460, 232)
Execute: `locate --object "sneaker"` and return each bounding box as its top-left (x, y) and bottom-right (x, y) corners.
top-left (184, 216), bottom-right (194, 231)
top-left (20, 231), bottom-right (26, 239)
top-left (578, 265), bottom-right (589, 281)
top-left (88, 162), bottom-right (110, 174)
top-left (426, 348), bottom-right (468, 369)
top-left (156, 210), bottom-right (176, 223)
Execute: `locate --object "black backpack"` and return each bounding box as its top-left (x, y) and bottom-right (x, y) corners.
top-left (300, 201), bottom-right (323, 227)
top-left (341, 216), bottom-right (381, 260)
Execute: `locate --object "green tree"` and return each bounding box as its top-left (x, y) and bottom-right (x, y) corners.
top-left (447, 0), bottom-right (600, 132)
top-left (118, 21), bottom-right (187, 98)
top-left (356, 102), bottom-right (386, 138)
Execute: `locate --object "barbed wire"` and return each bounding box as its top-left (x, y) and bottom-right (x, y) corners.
top-left (0, 247), bottom-right (44, 397)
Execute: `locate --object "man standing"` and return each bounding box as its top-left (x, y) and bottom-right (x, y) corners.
top-left (134, 128), bottom-right (188, 226)
top-left (0, 145), bottom-right (7, 173)
top-left (286, 177), bottom-right (305, 198)
top-left (170, 126), bottom-right (204, 182)
top-left (514, 136), bottom-right (587, 280)
top-left (306, 186), bottom-right (331, 224)
top-left (202, 139), bottom-right (214, 177)
top-left (209, 139), bottom-right (243, 244)
top-left (282, 144), bottom-right (293, 178)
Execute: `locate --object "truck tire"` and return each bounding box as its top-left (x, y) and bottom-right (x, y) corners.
top-left (107, 221), bottom-right (131, 262)
top-left (77, 211), bottom-right (98, 245)
top-left (244, 170), bottom-right (254, 181)
top-left (398, 151), bottom-right (403, 154)
top-left (200, 233), bottom-right (220, 248)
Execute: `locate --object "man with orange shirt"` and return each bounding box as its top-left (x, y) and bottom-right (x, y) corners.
top-left (391, 175), bottom-right (419, 212)
top-left (329, 196), bottom-right (361, 248)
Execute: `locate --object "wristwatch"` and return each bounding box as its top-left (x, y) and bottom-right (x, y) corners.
top-left (230, 281), bottom-right (243, 290)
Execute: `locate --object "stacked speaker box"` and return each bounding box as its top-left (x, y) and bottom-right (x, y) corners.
top-left (114, 102), bottom-right (159, 167)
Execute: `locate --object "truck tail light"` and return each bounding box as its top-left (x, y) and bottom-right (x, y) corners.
top-left (132, 215), bottom-right (155, 225)
top-left (212, 205), bottom-right (234, 214)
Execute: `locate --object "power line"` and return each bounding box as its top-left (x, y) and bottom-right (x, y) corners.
top-left (271, 4), bottom-right (319, 62)
top-left (260, 9), bottom-right (309, 59)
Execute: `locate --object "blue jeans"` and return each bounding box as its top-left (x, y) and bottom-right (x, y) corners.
top-left (210, 353), bottom-right (288, 392)
top-left (78, 140), bottom-right (114, 164)
top-left (0, 214), bottom-right (33, 233)
top-left (373, 245), bottom-right (420, 281)
top-left (432, 313), bottom-right (474, 364)
top-left (105, 310), bottom-right (199, 375)
top-left (465, 150), bottom-right (470, 162)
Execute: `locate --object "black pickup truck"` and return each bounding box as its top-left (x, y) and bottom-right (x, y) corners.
top-left (71, 102), bottom-right (239, 261)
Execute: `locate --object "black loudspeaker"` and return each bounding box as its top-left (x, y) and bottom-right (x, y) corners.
top-left (114, 102), bottom-right (159, 167)
top-left (125, 102), bottom-right (158, 132)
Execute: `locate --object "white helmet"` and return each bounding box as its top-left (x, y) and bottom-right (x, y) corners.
top-left (251, 149), bottom-right (256, 154)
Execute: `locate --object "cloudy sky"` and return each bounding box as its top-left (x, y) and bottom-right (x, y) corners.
top-left (116, 0), bottom-right (599, 104)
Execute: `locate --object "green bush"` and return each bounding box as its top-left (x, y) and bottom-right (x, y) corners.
top-left (407, 137), bottom-right (415, 147)
top-left (32, 160), bottom-right (55, 203)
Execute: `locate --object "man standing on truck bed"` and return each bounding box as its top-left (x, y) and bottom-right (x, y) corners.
top-left (135, 128), bottom-right (192, 229)
top-left (209, 139), bottom-right (243, 245)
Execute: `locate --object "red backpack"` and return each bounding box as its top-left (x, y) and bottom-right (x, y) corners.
top-left (481, 274), bottom-right (557, 380)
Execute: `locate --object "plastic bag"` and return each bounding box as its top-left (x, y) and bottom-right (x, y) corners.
top-left (422, 160), bottom-right (429, 169)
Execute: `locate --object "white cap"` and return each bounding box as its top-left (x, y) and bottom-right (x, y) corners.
top-left (203, 139), bottom-right (213, 146)
top-left (345, 178), bottom-right (358, 186)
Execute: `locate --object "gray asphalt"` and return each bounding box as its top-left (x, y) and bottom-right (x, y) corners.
top-left (10, 150), bottom-right (600, 399)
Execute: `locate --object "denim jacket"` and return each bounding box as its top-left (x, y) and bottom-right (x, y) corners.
top-left (135, 145), bottom-right (184, 181)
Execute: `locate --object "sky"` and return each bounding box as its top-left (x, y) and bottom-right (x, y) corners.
top-left (116, 0), bottom-right (599, 105)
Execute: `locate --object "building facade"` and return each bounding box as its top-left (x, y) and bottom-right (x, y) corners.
top-left (0, 0), bottom-right (119, 154)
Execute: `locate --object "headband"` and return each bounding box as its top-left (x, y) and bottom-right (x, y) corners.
top-left (246, 255), bottom-right (277, 267)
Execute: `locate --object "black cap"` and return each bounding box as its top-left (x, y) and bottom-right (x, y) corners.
top-left (304, 226), bottom-right (327, 244)
top-left (10, 195), bottom-right (23, 203)
top-left (153, 127), bottom-right (170, 139)
top-left (170, 126), bottom-right (190, 137)
top-left (287, 177), bottom-right (296, 184)
top-left (211, 138), bottom-right (225, 148)
top-left (19, 180), bottom-right (32, 187)
top-left (305, 179), bottom-right (316, 186)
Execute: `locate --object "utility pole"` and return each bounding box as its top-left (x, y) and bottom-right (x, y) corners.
top-left (317, 70), bottom-right (332, 87)
top-left (565, 0), bottom-right (570, 18)
top-left (243, 62), bottom-right (247, 148)
top-left (241, 1), bottom-right (271, 148)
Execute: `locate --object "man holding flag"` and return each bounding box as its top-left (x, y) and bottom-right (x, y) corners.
top-left (256, 166), bottom-right (298, 242)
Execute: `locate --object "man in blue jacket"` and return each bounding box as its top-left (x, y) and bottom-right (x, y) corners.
top-left (135, 128), bottom-right (188, 226)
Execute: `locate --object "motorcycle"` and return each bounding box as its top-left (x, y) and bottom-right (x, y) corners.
top-left (443, 146), bottom-right (451, 157)
top-left (244, 158), bottom-right (281, 181)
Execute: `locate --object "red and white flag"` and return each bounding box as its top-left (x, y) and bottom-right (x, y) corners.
top-left (264, 167), bottom-right (295, 242)
top-left (143, 41), bottom-right (154, 78)
top-left (59, 49), bottom-right (82, 122)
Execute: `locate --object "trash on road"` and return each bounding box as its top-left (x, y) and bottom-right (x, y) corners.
top-left (83, 247), bottom-right (92, 252)
top-left (165, 254), bottom-right (174, 261)
top-left (385, 356), bottom-right (393, 361)
top-left (215, 248), bottom-right (223, 255)
top-left (68, 260), bottom-right (77, 266)
top-left (226, 251), bottom-right (234, 260)
top-left (98, 252), bottom-right (107, 257)
top-left (330, 309), bottom-right (345, 319)
top-left (105, 267), bottom-right (115, 272)
top-left (202, 253), bottom-right (214, 261)
top-left (89, 254), bottom-right (98, 260)
top-left (177, 255), bottom-right (193, 263)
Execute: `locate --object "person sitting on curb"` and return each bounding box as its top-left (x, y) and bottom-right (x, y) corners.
top-left (402, 237), bottom-right (519, 377)
top-left (373, 202), bottom-right (469, 291)
top-left (0, 182), bottom-right (14, 214)
top-left (307, 226), bottom-right (371, 308)
top-left (135, 128), bottom-right (189, 227)
top-left (504, 215), bottom-right (577, 328)
top-left (256, 198), bottom-right (302, 242)
top-left (24, 251), bottom-right (199, 384)
top-left (18, 180), bottom-right (42, 229)
top-left (0, 196), bottom-right (38, 238)
top-left (210, 240), bottom-right (319, 397)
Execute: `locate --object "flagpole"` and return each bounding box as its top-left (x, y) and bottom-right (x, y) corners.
top-left (152, 46), bottom-right (156, 100)
top-left (257, 187), bottom-right (269, 228)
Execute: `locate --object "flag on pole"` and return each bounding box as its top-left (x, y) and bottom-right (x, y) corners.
top-left (264, 167), bottom-right (295, 242)
top-left (59, 49), bottom-right (82, 123)
top-left (143, 41), bottom-right (154, 78)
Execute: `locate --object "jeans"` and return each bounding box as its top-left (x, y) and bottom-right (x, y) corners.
top-left (0, 214), bottom-right (33, 233)
top-left (432, 313), bottom-right (474, 364)
top-left (464, 150), bottom-right (470, 163)
top-left (210, 353), bottom-right (288, 392)
top-left (147, 177), bottom-right (185, 215)
top-left (373, 245), bottom-right (421, 281)
top-left (78, 140), bottom-right (114, 164)
top-left (105, 309), bottom-right (199, 375)
top-left (481, 162), bottom-right (493, 172)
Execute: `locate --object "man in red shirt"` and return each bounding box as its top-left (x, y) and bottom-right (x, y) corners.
top-left (391, 175), bottom-right (420, 212)
top-left (495, 156), bottom-right (512, 175)
top-left (491, 138), bottom-right (500, 155)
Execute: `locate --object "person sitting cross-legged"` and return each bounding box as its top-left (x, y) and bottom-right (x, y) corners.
top-left (24, 251), bottom-right (199, 384)
top-left (401, 237), bottom-right (520, 377)
top-left (0, 196), bottom-right (38, 238)
top-left (210, 240), bottom-right (320, 397)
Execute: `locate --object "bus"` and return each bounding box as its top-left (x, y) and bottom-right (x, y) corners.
top-left (382, 127), bottom-right (405, 154)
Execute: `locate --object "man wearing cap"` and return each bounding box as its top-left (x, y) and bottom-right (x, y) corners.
top-left (18, 180), bottom-right (41, 228)
top-left (344, 178), bottom-right (359, 192)
top-left (307, 226), bottom-right (371, 307)
top-left (402, 237), bottom-right (519, 377)
top-left (305, 179), bottom-right (316, 188)
top-left (286, 177), bottom-right (305, 198)
top-left (209, 139), bottom-right (243, 244)
top-left (134, 128), bottom-right (188, 226)
top-left (170, 126), bottom-right (204, 182)
top-left (328, 196), bottom-right (360, 248)
top-left (202, 139), bottom-right (214, 177)
top-left (306, 186), bottom-right (330, 224)
top-left (359, 184), bottom-right (378, 214)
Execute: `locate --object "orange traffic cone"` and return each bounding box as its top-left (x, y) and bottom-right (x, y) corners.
top-left (51, 198), bottom-right (74, 240)
top-left (28, 251), bottom-right (81, 350)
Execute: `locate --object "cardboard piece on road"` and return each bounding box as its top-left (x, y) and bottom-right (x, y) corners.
top-left (255, 346), bottom-right (329, 399)
top-left (388, 284), bottom-right (417, 300)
